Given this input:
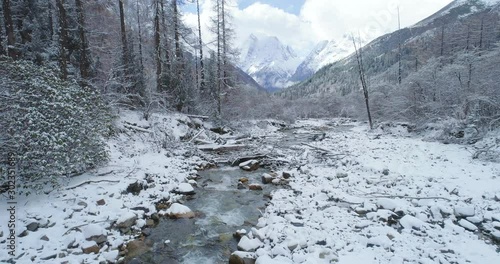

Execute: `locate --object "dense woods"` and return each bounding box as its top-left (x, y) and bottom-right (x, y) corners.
top-left (0, 0), bottom-right (239, 188)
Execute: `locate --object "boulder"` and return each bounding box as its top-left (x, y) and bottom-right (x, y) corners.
top-left (82, 241), bottom-right (100, 254)
top-left (116, 212), bottom-right (138, 229)
top-left (249, 184), bottom-right (263, 191)
top-left (454, 206), bottom-right (475, 218)
top-left (261, 174), bottom-right (274, 184)
top-left (26, 222), bottom-right (39, 232)
top-left (237, 182), bottom-right (247, 190)
top-left (174, 183), bottom-right (195, 195)
top-left (239, 178), bottom-right (249, 184)
top-left (237, 236), bottom-right (263, 252)
top-left (458, 219), bottom-right (478, 231)
top-left (165, 203), bottom-right (195, 219)
top-left (126, 239), bottom-right (150, 258)
top-left (239, 160), bottom-right (260, 171)
top-left (230, 251), bottom-right (257, 264)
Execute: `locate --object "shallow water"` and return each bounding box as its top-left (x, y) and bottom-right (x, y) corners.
top-left (134, 168), bottom-right (275, 264)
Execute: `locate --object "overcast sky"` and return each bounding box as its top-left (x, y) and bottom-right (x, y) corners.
top-left (183, 0), bottom-right (454, 57)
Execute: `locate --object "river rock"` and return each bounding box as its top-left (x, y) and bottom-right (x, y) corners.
top-left (261, 174), bottom-right (274, 184)
top-left (233, 229), bottom-right (247, 240)
top-left (458, 219), bottom-right (478, 231)
top-left (240, 160), bottom-right (260, 171)
top-left (26, 222), bottom-right (39, 232)
top-left (454, 206), bottom-right (475, 218)
top-left (40, 235), bottom-right (49, 241)
top-left (249, 184), bottom-right (263, 191)
top-left (399, 215), bottom-right (426, 230)
top-left (96, 199), bottom-right (106, 206)
top-left (282, 172), bottom-right (292, 179)
top-left (126, 239), bottom-right (150, 258)
top-left (239, 178), bottom-right (249, 183)
top-left (81, 241), bottom-right (100, 254)
top-left (174, 183), bottom-right (195, 195)
top-left (165, 203), bottom-right (195, 219)
top-left (230, 251), bottom-right (257, 264)
top-left (116, 212), bottom-right (138, 229)
top-left (237, 236), bottom-right (263, 252)
top-left (492, 231), bottom-right (500, 242)
top-left (238, 182), bottom-right (247, 190)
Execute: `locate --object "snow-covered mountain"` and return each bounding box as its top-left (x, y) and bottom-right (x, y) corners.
top-left (290, 39), bottom-right (353, 82)
top-left (239, 34), bottom-right (302, 91)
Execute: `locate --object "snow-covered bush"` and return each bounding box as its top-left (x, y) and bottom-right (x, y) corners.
top-left (0, 57), bottom-right (111, 191)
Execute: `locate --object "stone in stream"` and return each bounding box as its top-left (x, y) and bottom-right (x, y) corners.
top-left (229, 251), bottom-right (257, 264)
top-left (174, 183), bottom-right (195, 195)
top-left (237, 236), bottom-right (263, 252)
top-left (249, 184), bottom-right (263, 191)
top-left (238, 182), bottom-right (247, 190)
top-left (282, 171), bottom-right (292, 179)
top-left (239, 178), bottom-right (249, 184)
top-left (165, 203), bottom-right (195, 219)
top-left (239, 160), bottom-right (260, 171)
top-left (261, 173), bottom-right (274, 184)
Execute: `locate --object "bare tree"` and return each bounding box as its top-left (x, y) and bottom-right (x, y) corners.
top-left (75, 0), bottom-right (91, 81)
top-left (397, 6), bottom-right (402, 85)
top-left (196, 0), bottom-right (205, 91)
top-left (2, 0), bottom-right (17, 59)
top-left (56, 0), bottom-right (69, 79)
top-left (352, 35), bottom-right (373, 129)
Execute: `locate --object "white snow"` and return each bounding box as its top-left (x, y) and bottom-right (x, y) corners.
top-left (238, 236), bottom-right (264, 252)
top-left (400, 215), bottom-right (426, 230)
top-left (165, 203), bottom-right (192, 215)
top-left (459, 219), bottom-right (478, 231)
top-left (176, 183), bottom-right (194, 194)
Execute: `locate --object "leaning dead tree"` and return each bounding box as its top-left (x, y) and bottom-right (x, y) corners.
top-left (351, 35), bottom-right (374, 130)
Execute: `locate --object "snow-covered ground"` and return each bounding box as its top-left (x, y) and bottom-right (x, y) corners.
top-left (0, 111), bottom-right (207, 263)
top-left (1, 114), bottom-right (499, 263)
top-left (244, 119), bottom-right (500, 263)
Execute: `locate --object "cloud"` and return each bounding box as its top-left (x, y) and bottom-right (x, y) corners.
top-left (183, 0), bottom-right (454, 57)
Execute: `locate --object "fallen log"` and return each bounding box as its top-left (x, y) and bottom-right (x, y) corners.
top-left (197, 144), bottom-right (246, 151)
top-left (231, 155), bottom-right (268, 166)
top-left (187, 114), bottom-right (210, 120)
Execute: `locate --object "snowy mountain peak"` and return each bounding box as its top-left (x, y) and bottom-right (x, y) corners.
top-left (239, 34), bottom-right (302, 91)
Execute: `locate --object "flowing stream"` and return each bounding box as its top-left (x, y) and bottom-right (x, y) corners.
top-left (132, 122), bottom-right (353, 263)
top-left (134, 168), bottom-right (276, 263)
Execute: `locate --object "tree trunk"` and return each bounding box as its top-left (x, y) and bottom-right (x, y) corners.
top-left (352, 36), bottom-right (373, 130)
top-left (48, 1), bottom-right (54, 40)
top-left (56, 0), bottom-right (69, 80)
top-left (136, 0), bottom-right (144, 73)
top-left (75, 0), bottom-right (91, 81)
top-left (397, 7), bottom-right (402, 85)
top-left (0, 5), bottom-right (4, 56)
top-left (118, 0), bottom-right (128, 73)
top-left (154, 0), bottom-right (161, 91)
top-left (3, 0), bottom-right (17, 59)
top-left (196, 0), bottom-right (205, 91)
top-left (216, 0), bottom-right (222, 117)
top-left (160, 0), bottom-right (170, 70)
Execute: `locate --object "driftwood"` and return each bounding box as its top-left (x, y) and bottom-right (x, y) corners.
top-left (123, 124), bottom-right (152, 133)
top-left (197, 144), bottom-right (246, 151)
top-left (66, 179), bottom-right (120, 190)
top-left (364, 195), bottom-right (452, 202)
top-left (187, 114), bottom-right (210, 120)
top-left (189, 129), bottom-right (206, 143)
top-left (231, 155), bottom-right (268, 166)
top-left (62, 219), bottom-right (110, 236)
top-left (301, 143), bottom-right (331, 153)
